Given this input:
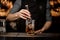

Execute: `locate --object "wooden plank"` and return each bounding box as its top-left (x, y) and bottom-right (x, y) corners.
top-left (0, 32), bottom-right (60, 37)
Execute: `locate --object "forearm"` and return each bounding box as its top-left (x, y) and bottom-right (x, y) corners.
top-left (6, 9), bottom-right (31, 21)
top-left (41, 21), bottom-right (52, 31)
top-left (6, 13), bottom-right (19, 21)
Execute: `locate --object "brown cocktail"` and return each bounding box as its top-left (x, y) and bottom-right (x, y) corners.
top-left (26, 19), bottom-right (35, 35)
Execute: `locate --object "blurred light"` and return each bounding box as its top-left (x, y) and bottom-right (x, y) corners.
top-left (0, 0), bottom-right (13, 16)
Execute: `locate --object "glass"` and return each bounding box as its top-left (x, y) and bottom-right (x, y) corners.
top-left (0, 19), bottom-right (6, 33)
top-left (26, 19), bottom-right (35, 35)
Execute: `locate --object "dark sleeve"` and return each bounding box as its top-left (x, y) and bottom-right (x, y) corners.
top-left (46, 0), bottom-right (52, 21)
top-left (9, 0), bottom-right (21, 13)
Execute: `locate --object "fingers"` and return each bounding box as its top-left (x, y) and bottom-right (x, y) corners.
top-left (20, 15), bottom-right (27, 19)
top-left (21, 13), bottom-right (30, 18)
top-left (18, 9), bottom-right (31, 19)
top-left (34, 30), bottom-right (43, 34)
top-left (20, 9), bottom-right (31, 16)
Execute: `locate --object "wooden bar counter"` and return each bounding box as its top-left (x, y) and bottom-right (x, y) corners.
top-left (0, 32), bottom-right (60, 37)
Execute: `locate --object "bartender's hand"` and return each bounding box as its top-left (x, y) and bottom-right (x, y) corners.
top-left (17, 9), bottom-right (31, 19)
top-left (34, 29), bottom-right (44, 34)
